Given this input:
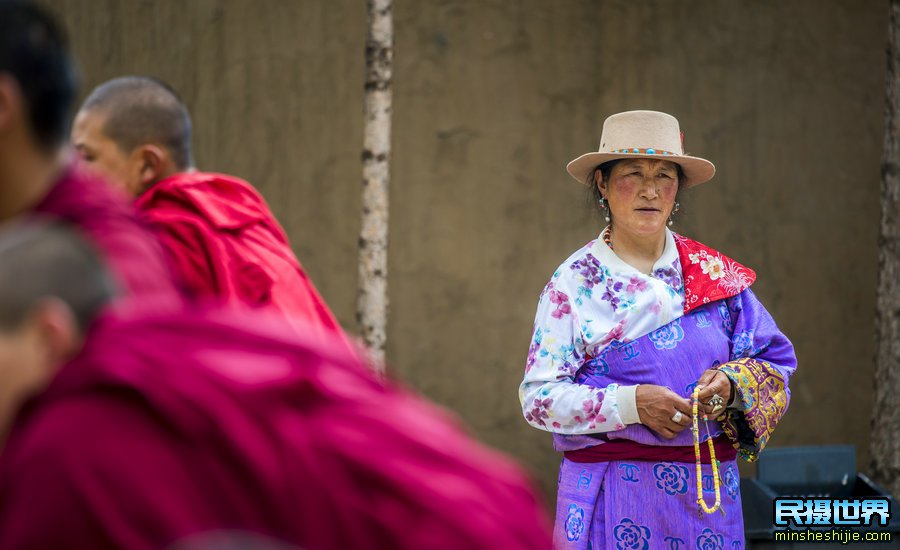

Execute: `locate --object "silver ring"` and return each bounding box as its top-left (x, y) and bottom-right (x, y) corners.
top-left (671, 411), bottom-right (684, 423)
top-left (708, 394), bottom-right (725, 412)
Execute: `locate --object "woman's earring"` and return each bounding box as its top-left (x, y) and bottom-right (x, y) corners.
top-left (600, 197), bottom-right (611, 223)
top-left (668, 202), bottom-right (680, 227)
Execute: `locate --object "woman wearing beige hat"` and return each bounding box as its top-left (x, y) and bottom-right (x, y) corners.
top-left (519, 111), bottom-right (797, 549)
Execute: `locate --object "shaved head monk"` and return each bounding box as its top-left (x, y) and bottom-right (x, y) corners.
top-left (0, 222), bottom-right (551, 549)
top-left (0, 2), bottom-right (177, 300)
top-left (72, 76), bottom-right (344, 339)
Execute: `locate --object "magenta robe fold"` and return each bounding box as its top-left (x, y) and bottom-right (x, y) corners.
top-left (0, 304), bottom-right (551, 550)
top-left (32, 162), bottom-right (178, 300)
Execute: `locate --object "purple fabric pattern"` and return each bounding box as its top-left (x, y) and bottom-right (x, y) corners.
top-left (552, 289), bottom-right (796, 548)
top-left (553, 289), bottom-right (795, 453)
top-left (553, 458), bottom-right (744, 549)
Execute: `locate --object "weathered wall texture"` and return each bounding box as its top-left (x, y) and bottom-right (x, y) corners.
top-left (50, 0), bottom-right (887, 502)
top-left (52, 0), bottom-right (368, 327)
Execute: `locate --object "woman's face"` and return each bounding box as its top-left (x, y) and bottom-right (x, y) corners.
top-left (598, 158), bottom-right (679, 239)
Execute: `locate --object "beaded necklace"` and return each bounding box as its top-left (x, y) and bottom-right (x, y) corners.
top-left (602, 226), bottom-right (613, 249)
top-left (692, 385), bottom-right (724, 516)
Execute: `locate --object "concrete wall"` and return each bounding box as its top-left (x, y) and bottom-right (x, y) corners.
top-left (50, 0), bottom-right (888, 503)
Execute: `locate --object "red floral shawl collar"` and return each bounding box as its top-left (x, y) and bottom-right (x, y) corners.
top-left (672, 233), bottom-right (756, 314)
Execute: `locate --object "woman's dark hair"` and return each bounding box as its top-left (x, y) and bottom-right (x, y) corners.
top-left (585, 159), bottom-right (686, 221)
top-left (0, 1), bottom-right (78, 152)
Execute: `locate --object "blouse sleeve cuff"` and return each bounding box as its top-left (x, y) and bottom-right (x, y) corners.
top-left (616, 384), bottom-right (641, 425)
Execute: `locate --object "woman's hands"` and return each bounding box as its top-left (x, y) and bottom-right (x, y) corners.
top-left (636, 370), bottom-right (735, 439)
top-left (635, 385), bottom-right (692, 439)
top-left (695, 369), bottom-right (735, 418)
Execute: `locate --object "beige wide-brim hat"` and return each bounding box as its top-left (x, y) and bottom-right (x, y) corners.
top-left (566, 110), bottom-right (715, 189)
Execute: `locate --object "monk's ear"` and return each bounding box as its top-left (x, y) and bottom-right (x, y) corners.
top-left (137, 145), bottom-right (166, 188)
top-left (29, 297), bottom-right (81, 369)
top-left (0, 74), bottom-right (23, 136)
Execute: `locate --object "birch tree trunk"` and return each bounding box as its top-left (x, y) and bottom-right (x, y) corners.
top-left (357, 0), bottom-right (392, 369)
top-left (872, 0), bottom-right (900, 499)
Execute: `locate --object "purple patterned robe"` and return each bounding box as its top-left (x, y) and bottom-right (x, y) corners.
top-left (553, 289), bottom-right (796, 550)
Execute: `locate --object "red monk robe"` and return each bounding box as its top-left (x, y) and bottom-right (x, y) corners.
top-left (0, 304), bottom-right (551, 549)
top-left (134, 171), bottom-right (344, 338)
top-left (33, 162), bottom-right (178, 300)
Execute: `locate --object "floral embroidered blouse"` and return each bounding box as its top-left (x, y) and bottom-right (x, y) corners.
top-left (521, 228), bottom-right (794, 463)
top-left (520, 228), bottom-right (686, 435)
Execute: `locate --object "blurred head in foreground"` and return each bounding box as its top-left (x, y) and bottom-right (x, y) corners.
top-left (0, 221), bottom-right (116, 441)
top-left (0, 0), bottom-right (76, 151)
top-left (0, 223), bottom-right (550, 548)
top-left (0, 1), bottom-right (77, 209)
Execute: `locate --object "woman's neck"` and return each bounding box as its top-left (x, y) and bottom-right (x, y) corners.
top-left (606, 226), bottom-right (666, 274)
